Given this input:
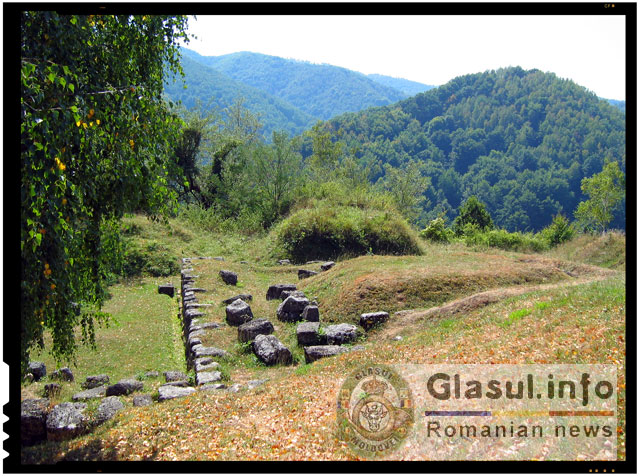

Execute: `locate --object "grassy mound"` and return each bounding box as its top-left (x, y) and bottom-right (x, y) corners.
top-left (271, 203), bottom-right (422, 263)
top-left (546, 231), bottom-right (626, 270)
top-left (300, 248), bottom-right (610, 323)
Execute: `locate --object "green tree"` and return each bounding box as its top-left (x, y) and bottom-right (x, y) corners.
top-left (541, 213), bottom-right (575, 246)
top-left (453, 196), bottom-right (494, 235)
top-left (212, 100), bottom-right (263, 215)
top-left (21, 12), bottom-right (190, 372)
top-left (377, 161), bottom-right (430, 223)
top-left (574, 160), bottom-right (625, 232)
top-left (172, 103), bottom-right (219, 205)
top-left (305, 122), bottom-right (344, 181)
top-left (248, 131), bottom-right (303, 226)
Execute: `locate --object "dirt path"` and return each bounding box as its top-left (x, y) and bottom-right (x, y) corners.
top-left (376, 270), bottom-right (619, 341)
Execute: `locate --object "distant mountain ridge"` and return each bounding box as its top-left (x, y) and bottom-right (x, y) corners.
top-left (164, 54), bottom-right (317, 138)
top-left (367, 73), bottom-right (435, 96)
top-left (605, 98), bottom-right (625, 113)
top-left (181, 49), bottom-right (412, 121)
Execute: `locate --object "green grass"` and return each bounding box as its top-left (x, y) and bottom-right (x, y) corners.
top-left (534, 301), bottom-right (550, 311)
top-left (300, 247), bottom-right (588, 323)
top-left (498, 307), bottom-right (532, 327)
top-left (119, 214), bottom-right (275, 266)
top-left (438, 318), bottom-right (456, 329)
top-left (545, 231), bottom-right (626, 270)
top-left (23, 278), bottom-right (184, 404)
top-left (20, 213), bottom-right (627, 463)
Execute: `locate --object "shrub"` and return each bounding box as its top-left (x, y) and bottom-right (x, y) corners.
top-left (120, 222), bottom-right (142, 236)
top-left (464, 228), bottom-right (548, 253)
top-left (121, 240), bottom-right (180, 277)
top-left (272, 202), bottom-right (422, 263)
top-left (177, 203), bottom-right (263, 235)
top-left (419, 217), bottom-right (454, 243)
top-left (453, 196), bottom-right (494, 235)
top-left (540, 213), bottom-right (575, 247)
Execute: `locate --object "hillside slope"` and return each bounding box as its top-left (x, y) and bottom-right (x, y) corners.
top-left (606, 98), bottom-right (626, 113)
top-left (183, 49), bottom-right (407, 120)
top-left (318, 67), bottom-right (626, 231)
top-left (367, 73), bottom-right (435, 96)
top-left (164, 55), bottom-right (316, 139)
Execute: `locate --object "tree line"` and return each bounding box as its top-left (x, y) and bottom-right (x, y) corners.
top-left (316, 66), bottom-right (626, 232)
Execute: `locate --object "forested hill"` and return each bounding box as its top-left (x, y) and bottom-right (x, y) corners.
top-left (367, 73), bottom-right (435, 96)
top-left (164, 54), bottom-right (316, 138)
top-left (181, 49), bottom-right (407, 120)
top-left (316, 67), bottom-right (626, 232)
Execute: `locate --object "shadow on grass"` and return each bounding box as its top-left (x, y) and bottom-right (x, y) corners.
top-left (22, 434), bottom-right (166, 464)
top-left (19, 433), bottom-right (146, 464)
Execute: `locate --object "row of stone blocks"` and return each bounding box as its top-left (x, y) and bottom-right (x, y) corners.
top-left (22, 370), bottom-right (165, 446)
top-left (21, 397), bottom-right (125, 445)
top-left (179, 257), bottom-right (229, 392)
top-left (266, 284), bottom-right (391, 363)
top-left (21, 366), bottom-right (256, 446)
top-left (177, 258), bottom-right (270, 393)
top-left (226, 295), bottom-right (293, 366)
top-left (222, 283), bottom-right (315, 365)
top-left (21, 256), bottom-right (244, 446)
top-left (21, 360), bottom-right (175, 445)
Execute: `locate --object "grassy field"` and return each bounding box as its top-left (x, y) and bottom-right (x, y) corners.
top-left (22, 279), bottom-right (184, 407)
top-left (545, 231), bottom-right (626, 270)
top-left (20, 215), bottom-right (627, 463)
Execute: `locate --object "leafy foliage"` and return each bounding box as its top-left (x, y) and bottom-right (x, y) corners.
top-left (314, 67), bottom-right (625, 231)
top-left (453, 196), bottom-right (494, 235)
top-left (376, 162), bottom-right (430, 223)
top-left (574, 160), bottom-right (625, 232)
top-left (540, 213), bottom-right (575, 247)
top-left (20, 12), bottom-right (189, 371)
top-left (272, 202), bottom-right (422, 263)
top-left (463, 228), bottom-right (547, 253)
top-left (419, 217), bottom-right (454, 243)
top-left (121, 241), bottom-right (180, 278)
top-left (171, 103), bottom-right (218, 204)
top-left (244, 131), bottom-right (304, 227)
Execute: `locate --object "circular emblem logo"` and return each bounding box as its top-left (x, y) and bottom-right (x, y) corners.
top-left (337, 364), bottom-right (414, 458)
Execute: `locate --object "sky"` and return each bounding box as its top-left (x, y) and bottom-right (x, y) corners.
top-left (183, 15), bottom-right (626, 100)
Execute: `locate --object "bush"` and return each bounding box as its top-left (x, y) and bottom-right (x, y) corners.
top-left (120, 221), bottom-right (142, 236)
top-left (540, 213), bottom-right (575, 247)
top-left (272, 202), bottom-right (422, 263)
top-left (121, 240), bottom-right (180, 277)
top-left (464, 228), bottom-right (548, 253)
top-left (419, 217), bottom-right (454, 243)
top-left (177, 203), bottom-right (263, 235)
top-left (453, 196), bottom-right (494, 235)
